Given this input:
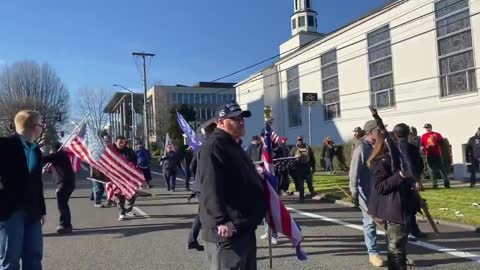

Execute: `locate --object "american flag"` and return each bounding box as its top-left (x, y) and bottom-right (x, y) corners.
top-left (67, 122), bottom-right (144, 199)
top-left (65, 149), bottom-right (81, 173)
top-left (271, 131), bottom-right (280, 145)
top-left (262, 122), bottom-right (307, 260)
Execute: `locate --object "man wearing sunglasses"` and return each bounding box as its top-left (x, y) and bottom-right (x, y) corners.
top-left (0, 110), bottom-right (46, 270)
top-left (198, 101), bottom-right (266, 270)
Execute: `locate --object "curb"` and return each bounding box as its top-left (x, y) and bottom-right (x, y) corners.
top-left (319, 195), bottom-right (480, 232)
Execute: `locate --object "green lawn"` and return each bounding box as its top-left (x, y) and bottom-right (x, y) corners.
top-left (291, 173), bottom-right (480, 227)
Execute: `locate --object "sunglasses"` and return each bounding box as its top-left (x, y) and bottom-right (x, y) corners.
top-left (33, 123), bottom-right (45, 129)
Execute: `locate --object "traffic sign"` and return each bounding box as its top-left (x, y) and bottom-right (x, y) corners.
top-left (302, 92), bottom-right (318, 105)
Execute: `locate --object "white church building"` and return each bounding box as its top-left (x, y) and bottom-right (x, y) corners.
top-left (236, 0), bottom-right (480, 178)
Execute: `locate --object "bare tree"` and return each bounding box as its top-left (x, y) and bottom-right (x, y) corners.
top-left (77, 88), bottom-right (109, 134)
top-left (0, 61), bottom-right (70, 146)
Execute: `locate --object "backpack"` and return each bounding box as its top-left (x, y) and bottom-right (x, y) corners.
top-left (295, 146), bottom-right (310, 164)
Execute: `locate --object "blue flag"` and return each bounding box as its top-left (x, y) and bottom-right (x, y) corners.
top-left (176, 112), bottom-right (202, 151)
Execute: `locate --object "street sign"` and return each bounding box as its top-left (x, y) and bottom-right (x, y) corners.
top-left (302, 92), bottom-right (318, 105)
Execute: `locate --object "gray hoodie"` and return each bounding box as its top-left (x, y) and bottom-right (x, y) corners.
top-left (349, 139), bottom-right (373, 210)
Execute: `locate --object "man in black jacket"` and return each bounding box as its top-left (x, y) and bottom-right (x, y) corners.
top-left (198, 101), bottom-right (266, 270)
top-left (0, 110), bottom-right (46, 270)
top-left (43, 143), bottom-right (76, 234)
top-left (466, 128), bottom-right (480, 187)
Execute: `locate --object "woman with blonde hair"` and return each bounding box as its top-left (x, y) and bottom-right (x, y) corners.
top-left (367, 129), bottom-right (417, 270)
top-left (0, 110), bottom-right (46, 270)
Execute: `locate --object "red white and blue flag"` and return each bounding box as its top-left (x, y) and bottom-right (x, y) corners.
top-left (262, 123), bottom-right (307, 260)
top-left (65, 149), bottom-right (82, 173)
top-left (66, 122), bottom-right (144, 199)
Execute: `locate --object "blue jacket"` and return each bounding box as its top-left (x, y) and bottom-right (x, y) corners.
top-left (136, 148), bottom-right (151, 169)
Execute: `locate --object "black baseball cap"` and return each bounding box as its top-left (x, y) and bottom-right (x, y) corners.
top-left (423, 123), bottom-right (432, 129)
top-left (218, 101), bottom-right (251, 119)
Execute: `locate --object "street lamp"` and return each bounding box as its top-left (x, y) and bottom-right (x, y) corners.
top-left (113, 84), bottom-right (137, 148)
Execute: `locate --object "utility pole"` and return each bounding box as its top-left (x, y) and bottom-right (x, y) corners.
top-left (132, 52), bottom-right (155, 150)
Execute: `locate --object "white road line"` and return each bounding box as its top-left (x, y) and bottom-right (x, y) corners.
top-left (151, 171), bottom-right (193, 184)
top-left (288, 207), bottom-right (480, 264)
top-left (133, 206), bottom-right (152, 220)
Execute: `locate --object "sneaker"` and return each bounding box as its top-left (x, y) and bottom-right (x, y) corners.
top-left (94, 203), bottom-right (104, 208)
top-left (407, 257), bottom-right (416, 266)
top-left (369, 255), bottom-right (385, 267)
top-left (408, 234), bottom-right (418, 241)
top-left (271, 237), bottom-right (278, 245)
top-left (56, 226), bottom-right (73, 234)
top-left (260, 233), bottom-right (269, 240)
top-left (118, 214), bottom-right (127, 221)
top-left (187, 241), bottom-right (205, 251)
top-left (126, 211), bottom-right (137, 217)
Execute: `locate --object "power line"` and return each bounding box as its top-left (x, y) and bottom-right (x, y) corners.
top-left (212, 0), bottom-right (438, 82)
top-left (182, 0), bottom-right (469, 105)
top-left (234, 11), bottom-right (479, 100)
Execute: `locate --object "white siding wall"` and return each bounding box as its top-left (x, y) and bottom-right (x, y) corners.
top-left (237, 0), bottom-right (480, 178)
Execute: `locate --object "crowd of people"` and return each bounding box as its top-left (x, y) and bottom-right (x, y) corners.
top-left (1, 103), bottom-right (477, 270)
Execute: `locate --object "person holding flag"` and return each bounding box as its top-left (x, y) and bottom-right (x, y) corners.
top-left (43, 143), bottom-right (76, 234)
top-left (197, 101), bottom-right (266, 270)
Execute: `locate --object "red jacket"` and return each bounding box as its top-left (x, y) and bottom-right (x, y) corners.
top-left (421, 131), bottom-right (444, 157)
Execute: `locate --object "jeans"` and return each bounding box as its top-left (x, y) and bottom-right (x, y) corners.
top-left (56, 186), bottom-right (74, 228)
top-left (386, 222), bottom-right (408, 270)
top-left (325, 157), bottom-right (333, 172)
top-left (470, 158), bottom-right (479, 186)
top-left (92, 181), bottom-right (105, 204)
top-left (188, 213), bottom-right (201, 245)
top-left (426, 155), bottom-right (449, 187)
top-left (164, 169), bottom-right (177, 191)
top-left (0, 210), bottom-right (43, 270)
top-left (205, 232), bottom-right (257, 270)
top-left (361, 210), bottom-right (379, 256)
top-left (117, 195), bottom-right (136, 215)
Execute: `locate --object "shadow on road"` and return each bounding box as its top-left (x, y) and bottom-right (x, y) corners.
top-left (43, 222), bottom-right (192, 238)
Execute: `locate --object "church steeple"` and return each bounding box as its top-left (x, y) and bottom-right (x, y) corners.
top-left (291, 0), bottom-right (318, 36)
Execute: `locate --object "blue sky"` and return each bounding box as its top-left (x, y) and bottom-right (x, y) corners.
top-left (0, 0), bottom-right (389, 100)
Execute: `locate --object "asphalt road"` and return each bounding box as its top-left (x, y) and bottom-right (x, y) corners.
top-left (41, 171), bottom-right (480, 270)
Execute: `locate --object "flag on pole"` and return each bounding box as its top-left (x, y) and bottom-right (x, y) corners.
top-left (262, 123), bottom-right (307, 261)
top-left (66, 122), bottom-right (144, 199)
top-left (65, 149), bottom-right (81, 173)
top-left (176, 111), bottom-right (202, 151)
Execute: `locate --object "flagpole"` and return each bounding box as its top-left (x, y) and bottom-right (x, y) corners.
top-left (42, 114), bottom-right (90, 175)
top-left (264, 106), bottom-right (274, 270)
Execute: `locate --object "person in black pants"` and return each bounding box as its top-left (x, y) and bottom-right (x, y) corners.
top-left (466, 128), bottom-right (480, 188)
top-left (186, 151), bottom-right (204, 251)
top-left (44, 143), bottom-right (76, 234)
top-left (160, 145), bottom-right (181, 191)
top-left (368, 128), bottom-right (418, 270)
top-left (198, 102), bottom-right (266, 270)
top-left (393, 124), bottom-right (427, 241)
